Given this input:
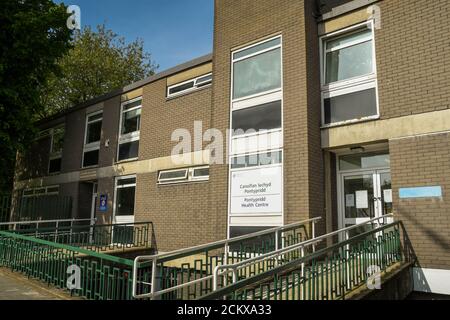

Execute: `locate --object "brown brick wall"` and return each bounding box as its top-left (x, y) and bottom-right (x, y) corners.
top-left (135, 78), bottom-right (213, 251)
top-left (390, 132), bottom-right (450, 270)
top-left (135, 173), bottom-right (212, 251)
top-left (139, 79), bottom-right (212, 160)
top-left (375, 0), bottom-right (450, 119)
top-left (62, 109), bottom-right (84, 173)
top-left (99, 96), bottom-right (121, 167)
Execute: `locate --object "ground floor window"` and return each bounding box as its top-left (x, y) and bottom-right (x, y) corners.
top-left (157, 166), bottom-right (209, 185)
top-left (114, 176), bottom-right (136, 223)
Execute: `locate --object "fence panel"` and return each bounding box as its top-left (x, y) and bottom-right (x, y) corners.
top-left (13, 195), bottom-right (72, 221)
top-left (0, 230), bottom-right (135, 300)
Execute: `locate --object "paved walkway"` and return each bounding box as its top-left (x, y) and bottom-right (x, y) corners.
top-left (0, 268), bottom-right (76, 300)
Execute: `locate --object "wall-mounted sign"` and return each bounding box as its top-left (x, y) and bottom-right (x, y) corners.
top-left (99, 194), bottom-right (108, 212)
top-left (230, 166), bottom-right (282, 215)
top-left (399, 186), bottom-right (442, 199)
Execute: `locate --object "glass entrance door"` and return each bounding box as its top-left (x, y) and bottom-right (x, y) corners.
top-left (339, 170), bottom-right (392, 237)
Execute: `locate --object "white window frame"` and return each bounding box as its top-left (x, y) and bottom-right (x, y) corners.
top-left (230, 149), bottom-right (283, 171)
top-left (167, 73), bottom-right (212, 98)
top-left (113, 175), bottom-right (136, 224)
top-left (82, 110), bottom-right (103, 168)
top-left (320, 20), bottom-right (379, 127)
top-left (228, 35), bottom-right (285, 238)
top-left (230, 35), bottom-right (284, 145)
top-left (118, 97), bottom-right (142, 162)
top-left (48, 125), bottom-right (65, 174)
top-left (157, 166), bottom-right (210, 185)
top-left (231, 36), bottom-right (282, 103)
top-left (34, 129), bottom-right (51, 141)
top-left (23, 185), bottom-right (59, 198)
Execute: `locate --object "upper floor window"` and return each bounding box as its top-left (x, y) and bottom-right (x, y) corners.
top-left (232, 37), bottom-right (282, 100)
top-left (83, 111), bottom-right (102, 168)
top-left (118, 98), bottom-right (141, 162)
top-left (167, 73), bottom-right (212, 98)
top-left (48, 126), bottom-right (64, 174)
top-left (321, 21), bottom-right (378, 126)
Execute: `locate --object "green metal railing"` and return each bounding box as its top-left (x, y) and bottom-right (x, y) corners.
top-left (9, 221), bottom-right (157, 254)
top-left (132, 217), bottom-right (321, 300)
top-left (0, 231), bottom-right (135, 300)
top-left (200, 221), bottom-right (412, 300)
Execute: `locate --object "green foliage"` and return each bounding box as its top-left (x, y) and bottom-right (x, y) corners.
top-left (42, 24), bottom-right (158, 116)
top-left (0, 0), bottom-right (72, 192)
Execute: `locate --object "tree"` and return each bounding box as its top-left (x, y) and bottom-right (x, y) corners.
top-left (41, 24), bottom-right (158, 117)
top-left (0, 0), bottom-right (72, 192)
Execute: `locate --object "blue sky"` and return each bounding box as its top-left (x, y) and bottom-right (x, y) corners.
top-left (58, 0), bottom-right (214, 71)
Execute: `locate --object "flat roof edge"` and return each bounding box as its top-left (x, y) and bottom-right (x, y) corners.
top-left (37, 53), bottom-right (213, 125)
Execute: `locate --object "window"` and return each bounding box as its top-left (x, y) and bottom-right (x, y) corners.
top-left (114, 177), bottom-right (136, 217)
top-left (339, 152), bottom-right (390, 171)
top-left (83, 111), bottom-right (102, 168)
top-left (48, 126), bottom-right (65, 174)
top-left (23, 185), bottom-right (59, 197)
top-left (231, 151), bottom-right (282, 169)
top-left (321, 21), bottom-right (378, 126)
top-left (158, 166), bottom-right (210, 185)
top-left (232, 100), bottom-right (281, 136)
top-left (232, 37), bottom-right (281, 100)
top-left (167, 73), bottom-right (212, 98)
top-left (118, 98), bottom-right (141, 161)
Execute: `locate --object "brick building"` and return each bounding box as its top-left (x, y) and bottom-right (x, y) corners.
top-left (13, 0), bottom-right (450, 295)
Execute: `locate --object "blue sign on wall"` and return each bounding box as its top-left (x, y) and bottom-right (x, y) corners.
top-left (399, 186), bottom-right (442, 199)
top-left (99, 194), bottom-right (108, 212)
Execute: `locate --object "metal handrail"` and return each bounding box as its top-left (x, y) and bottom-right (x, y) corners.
top-left (201, 219), bottom-right (402, 300)
top-left (132, 217), bottom-right (321, 299)
top-left (212, 214), bottom-right (394, 290)
top-left (0, 217), bottom-right (95, 227)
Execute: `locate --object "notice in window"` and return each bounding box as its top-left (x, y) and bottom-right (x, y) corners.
top-left (345, 194), bottom-right (355, 208)
top-left (356, 190), bottom-right (369, 209)
top-left (383, 189), bottom-right (392, 203)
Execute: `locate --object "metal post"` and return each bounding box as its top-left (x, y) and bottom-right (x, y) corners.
top-left (275, 230), bottom-right (279, 266)
top-left (69, 219), bottom-right (74, 244)
top-left (301, 246), bottom-right (305, 300)
top-left (232, 268), bottom-right (238, 284)
top-left (55, 221), bottom-right (59, 242)
top-left (150, 257), bottom-right (157, 300)
top-left (312, 220), bottom-right (316, 253)
top-left (224, 242), bottom-right (229, 286)
top-left (213, 267), bottom-right (219, 291)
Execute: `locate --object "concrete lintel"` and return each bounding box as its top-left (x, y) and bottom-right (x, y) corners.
top-left (321, 109), bottom-right (450, 149)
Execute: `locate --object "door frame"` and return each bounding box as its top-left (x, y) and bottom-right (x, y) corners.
top-left (336, 155), bottom-right (391, 234)
top-left (90, 182), bottom-right (98, 222)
